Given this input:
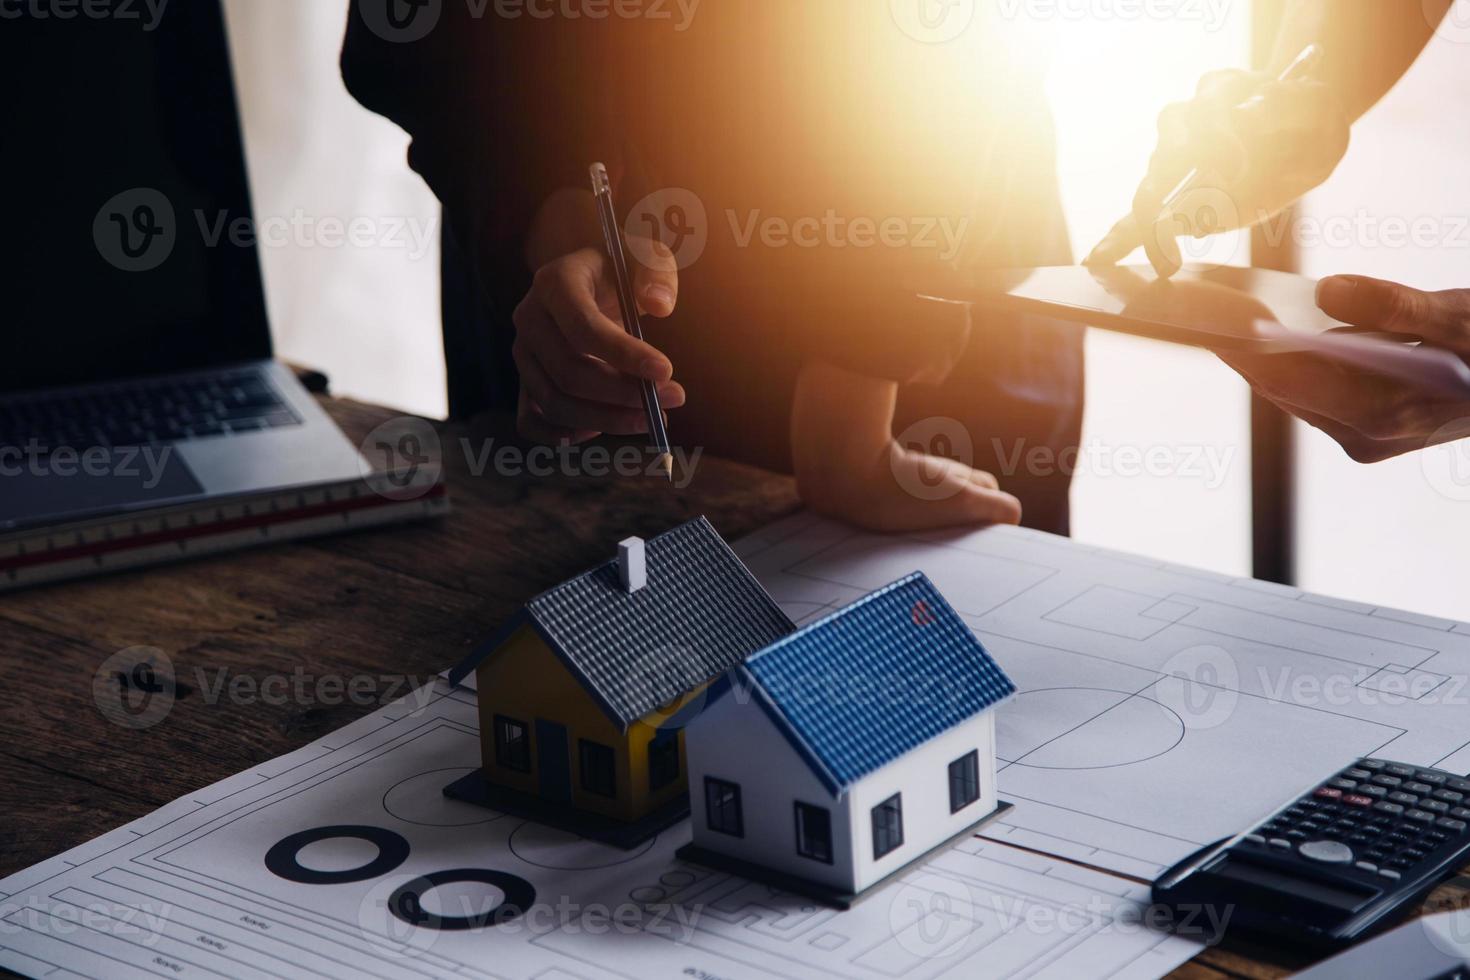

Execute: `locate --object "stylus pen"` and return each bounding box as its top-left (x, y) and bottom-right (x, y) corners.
top-left (590, 163), bottom-right (674, 481)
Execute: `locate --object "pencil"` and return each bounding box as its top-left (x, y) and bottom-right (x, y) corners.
top-left (590, 163), bottom-right (674, 481)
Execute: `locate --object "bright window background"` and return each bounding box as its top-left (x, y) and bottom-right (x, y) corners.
top-left (1045, 10), bottom-right (1253, 577)
top-left (222, 0), bottom-right (447, 420)
top-left (1293, 14), bottom-right (1470, 622)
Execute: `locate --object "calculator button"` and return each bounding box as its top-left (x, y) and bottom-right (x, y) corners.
top-left (1434, 790), bottom-right (1464, 803)
top-left (1269, 838), bottom-right (1292, 849)
top-left (1355, 861), bottom-right (1378, 872)
top-left (1286, 830), bottom-right (1309, 840)
top-left (1361, 785), bottom-right (1388, 798)
top-left (1418, 772), bottom-right (1448, 785)
top-left (1299, 840), bottom-right (1354, 864)
top-left (1449, 778), bottom-right (1470, 792)
top-left (1403, 848), bottom-right (1427, 861)
top-left (1373, 775), bottom-right (1403, 787)
top-left (1387, 764), bottom-right (1417, 777)
top-left (1379, 869), bottom-right (1402, 880)
top-left (1375, 802), bottom-right (1405, 815)
top-left (1315, 787), bottom-right (1344, 801)
top-left (1244, 834), bottom-right (1266, 844)
top-left (1329, 778), bottom-right (1357, 790)
top-left (1437, 818), bottom-right (1468, 832)
top-left (1360, 760), bottom-right (1387, 770)
top-left (1452, 807), bottom-right (1470, 820)
top-left (1425, 833), bottom-right (1449, 846)
top-left (1406, 782), bottom-right (1433, 795)
top-left (1407, 810), bottom-right (1436, 823)
top-left (1422, 800), bottom-right (1451, 813)
top-left (1389, 792), bottom-right (1420, 805)
top-left (1345, 768), bottom-right (1371, 780)
top-left (1343, 794), bottom-right (1373, 808)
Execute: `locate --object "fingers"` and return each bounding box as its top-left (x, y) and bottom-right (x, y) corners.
top-left (628, 236), bottom-right (679, 318)
top-left (512, 248), bottom-right (686, 444)
top-left (538, 250), bottom-right (674, 381)
top-left (517, 311), bottom-right (685, 411)
top-left (1083, 215), bottom-right (1142, 268)
top-left (1317, 276), bottom-right (1470, 353)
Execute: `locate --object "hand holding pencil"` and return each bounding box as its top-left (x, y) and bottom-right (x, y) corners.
top-left (510, 184), bottom-right (685, 454)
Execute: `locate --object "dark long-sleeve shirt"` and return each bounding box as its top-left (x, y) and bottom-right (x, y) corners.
top-left (342, 3), bottom-right (1083, 531)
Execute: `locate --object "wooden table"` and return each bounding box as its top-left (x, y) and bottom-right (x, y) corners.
top-left (2, 398), bottom-right (1465, 979)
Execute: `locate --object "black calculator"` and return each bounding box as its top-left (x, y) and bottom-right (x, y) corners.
top-left (1153, 758), bottom-right (1470, 949)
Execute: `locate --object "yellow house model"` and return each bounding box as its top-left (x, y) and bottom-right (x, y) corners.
top-left (445, 517), bottom-right (794, 847)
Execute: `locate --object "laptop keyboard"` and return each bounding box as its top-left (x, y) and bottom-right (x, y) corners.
top-left (0, 370), bottom-right (301, 451)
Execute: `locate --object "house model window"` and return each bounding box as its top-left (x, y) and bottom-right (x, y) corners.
top-left (579, 740), bottom-right (617, 798)
top-left (795, 803), bottom-right (833, 864)
top-left (494, 715), bottom-right (530, 773)
top-left (871, 794), bottom-right (904, 860)
top-left (705, 778), bottom-right (744, 837)
top-left (648, 733), bottom-right (680, 792)
top-left (949, 750), bottom-right (981, 813)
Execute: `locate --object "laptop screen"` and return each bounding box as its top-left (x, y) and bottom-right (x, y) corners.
top-left (1, 0), bottom-right (272, 395)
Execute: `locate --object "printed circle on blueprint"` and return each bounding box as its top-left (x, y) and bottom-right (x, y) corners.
top-left (383, 767), bottom-right (499, 826)
top-left (508, 822), bottom-right (655, 870)
top-left (998, 688), bottom-right (1185, 770)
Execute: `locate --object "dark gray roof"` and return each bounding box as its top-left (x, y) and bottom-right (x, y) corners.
top-left (450, 517), bottom-right (795, 729)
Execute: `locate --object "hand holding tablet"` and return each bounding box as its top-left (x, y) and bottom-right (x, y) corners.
top-left (927, 263), bottom-right (1470, 463)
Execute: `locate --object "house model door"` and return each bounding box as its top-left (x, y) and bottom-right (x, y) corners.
top-left (535, 720), bottom-right (571, 803)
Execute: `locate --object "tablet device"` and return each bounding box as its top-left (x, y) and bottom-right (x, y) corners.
top-left (926, 264), bottom-right (1470, 398)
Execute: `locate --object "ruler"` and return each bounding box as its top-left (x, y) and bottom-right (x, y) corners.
top-left (0, 472), bottom-right (450, 592)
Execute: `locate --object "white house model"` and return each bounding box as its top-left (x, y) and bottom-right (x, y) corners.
top-left (678, 572), bottom-right (1016, 907)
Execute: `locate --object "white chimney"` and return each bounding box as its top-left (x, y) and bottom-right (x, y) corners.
top-left (618, 537), bottom-right (647, 594)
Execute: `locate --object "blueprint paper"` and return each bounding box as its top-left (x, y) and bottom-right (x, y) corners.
top-left (735, 513), bottom-right (1470, 880)
top-left (0, 680), bottom-right (1199, 980)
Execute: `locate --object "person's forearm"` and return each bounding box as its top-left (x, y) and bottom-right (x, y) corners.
top-left (1268, 0), bottom-right (1449, 121)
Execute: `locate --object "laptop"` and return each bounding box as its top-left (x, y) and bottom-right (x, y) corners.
top-left (0, 0), bottom-right (366, 532)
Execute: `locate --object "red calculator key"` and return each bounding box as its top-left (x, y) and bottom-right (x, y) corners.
top-left (1344, 794), bottom-right (1373, 807)
top-left (1315, 787), bottom-right (1344, 800)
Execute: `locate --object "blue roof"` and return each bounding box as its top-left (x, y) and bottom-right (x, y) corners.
top-left (742, 572), bottom-right (1014, 793)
